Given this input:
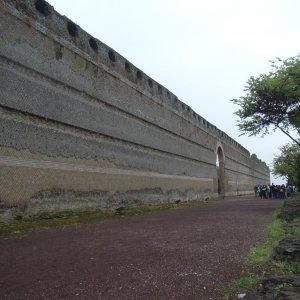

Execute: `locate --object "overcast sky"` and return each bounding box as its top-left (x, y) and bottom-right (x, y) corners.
top-left (47, 0), bottom-right (300, 184)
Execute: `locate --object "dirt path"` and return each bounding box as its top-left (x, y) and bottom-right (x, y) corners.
top-left (0, 197), bottom-right (279, 299)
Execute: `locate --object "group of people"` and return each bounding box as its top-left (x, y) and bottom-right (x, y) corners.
top-left (254, 184), bottom-right (296, 199)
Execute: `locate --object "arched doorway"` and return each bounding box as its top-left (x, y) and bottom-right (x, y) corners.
top-left (216, 144), bottom-right (225, 195)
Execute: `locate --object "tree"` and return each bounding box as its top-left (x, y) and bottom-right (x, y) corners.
top-left (232, 55), bottom-right (300, 145)
top-left (273, 143), bottom-right (300, 188)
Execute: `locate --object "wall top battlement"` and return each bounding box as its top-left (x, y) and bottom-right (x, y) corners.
top-left (2, 0), bottom-right (267, 169)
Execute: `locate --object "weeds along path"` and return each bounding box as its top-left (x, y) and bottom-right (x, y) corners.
top-left (0, 198), bottom-right (279, 299)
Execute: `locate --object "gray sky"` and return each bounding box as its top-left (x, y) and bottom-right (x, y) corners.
top-left (47, 0), bottom-right (300, 184)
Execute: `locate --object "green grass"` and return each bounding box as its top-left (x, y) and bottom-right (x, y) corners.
top-left (248, 243), bottom-right (274, 265)
top-left (286, 217), bottom-right (300, 236)
top-left (270, 261), bottom-right (300, 275)
top-left (224, 275), bottom-right (261, 299)
top-left (224, 216), bottom-right (285, 298)
top-left (292, 226), bottom-right (300, 236)
top-left (247, 208), bottom-right (286, 266)
top-left (225, 199), bottom-right (300, 299)
top-left (247, 202), bottom-right (299, 270)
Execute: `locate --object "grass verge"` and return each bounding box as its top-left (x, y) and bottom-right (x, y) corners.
top-left (224, 275), bottom-right (261, 299)
top-left (224, 199), bottom-right (300, 298)
top-left (247, 214), bottom-right (285, 266)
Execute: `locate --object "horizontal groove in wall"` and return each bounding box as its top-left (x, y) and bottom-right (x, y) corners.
top-left (225, 167), bottom-right (269, 181)
top-left (0, 105), bottom-right (216, 168)
top-left (0, 7), bottom-right (219, 142)
top-left (225, 156), bottom-right (270, 178)
top-left (0, 155), bottom-right (213, 182)
top-left (0, 2), bottom-right (254, 159)
top-left (0, 56), bottom-right (215, 156)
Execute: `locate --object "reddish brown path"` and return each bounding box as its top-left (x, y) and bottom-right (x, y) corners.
top-left (0, 198), bottom-right (279, 300)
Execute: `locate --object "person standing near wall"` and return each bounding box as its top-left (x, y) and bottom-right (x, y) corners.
top-left (254, 185), bottom-right (258, 197)
top-left (261, 185), bottom-right (267, 199)
top-left (279, 185), bottom-right (286, 199)
top-left (270, 183), bottom-right (275, 198)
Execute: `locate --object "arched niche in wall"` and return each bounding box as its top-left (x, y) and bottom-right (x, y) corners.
top-left (215, 142), bottom-right (225, 195)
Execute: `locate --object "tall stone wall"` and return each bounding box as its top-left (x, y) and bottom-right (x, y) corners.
top-left (0, 0), bottom-right (270, 221)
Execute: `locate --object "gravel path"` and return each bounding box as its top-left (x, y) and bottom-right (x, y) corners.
top-left (0, 197), bottom-right (279, 299)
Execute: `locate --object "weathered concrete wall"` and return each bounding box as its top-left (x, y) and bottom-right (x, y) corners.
top-left (0, 0), bottom-right (270, 221)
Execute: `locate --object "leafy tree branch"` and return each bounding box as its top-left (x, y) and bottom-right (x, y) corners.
top-left (273, 143), bottom-right (300, 188)
top-left (232, 55), bottom-right (300, 145)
